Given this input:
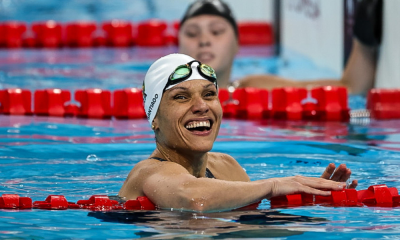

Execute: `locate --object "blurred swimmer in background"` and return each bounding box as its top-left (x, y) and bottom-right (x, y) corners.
top-left (178, 0), bottom-right (398, 95)
top-left (178, 0), bottom-right (239, 89)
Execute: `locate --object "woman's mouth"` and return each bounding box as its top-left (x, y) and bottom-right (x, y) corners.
top-left (185, 119), bottom-right (212, 134)
top-left (197, 52), bottom-right (215, 63)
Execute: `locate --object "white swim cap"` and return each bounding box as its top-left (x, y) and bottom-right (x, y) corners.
top-left (143, 53), bottom-right (217, 124)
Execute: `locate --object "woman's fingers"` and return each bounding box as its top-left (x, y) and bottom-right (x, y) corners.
top-left (269, 176), bottom-right (347, 199)
top-left (330, 164), bottom-right (348, 181)
top-left (320, 163), bottom-right (336, 179)
top-left (294, 175), bottom-right (346, 191)
top-left (321, 163), bottom-right (353, 184)
top-left (348, 179), bottom-right (358, 189)
top-left (299, 185), bottom-right (332, 196)
top-left (340, 168), bottom-right (352, 182)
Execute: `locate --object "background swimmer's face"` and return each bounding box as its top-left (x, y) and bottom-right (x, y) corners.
top-left (153, 79), bottom-right (222, 153)
top-left (179, 15), bottom-right (238, 79)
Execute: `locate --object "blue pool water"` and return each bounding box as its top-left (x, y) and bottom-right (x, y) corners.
top-left (1, 46), bottom-right (400, 239)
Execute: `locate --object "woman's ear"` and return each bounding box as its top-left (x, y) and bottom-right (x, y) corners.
top-left (151, 118), bottom-right (158, 130)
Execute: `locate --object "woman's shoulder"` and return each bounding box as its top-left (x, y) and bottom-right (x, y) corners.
top-left (208, 152), bottom-right (236, 161)
top-left (119, 157), bottom-right (189, 199)
top-left (123, 158), bottom-right (178, 186)
top-left (207, 152), bottom-right (250, 181)
top-left (134, 157), bottom-right (187, 173)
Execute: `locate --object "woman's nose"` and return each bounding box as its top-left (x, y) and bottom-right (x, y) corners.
top-left (199, 33), bottom-right (211, 48)
top-left (191, 96), bottom-right (209, 114)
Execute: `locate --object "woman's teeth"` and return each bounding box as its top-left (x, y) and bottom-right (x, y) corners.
top-left (185, 120), bottom-right (211, 129)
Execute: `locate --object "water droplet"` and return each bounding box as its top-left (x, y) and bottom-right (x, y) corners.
top-left (7, 129), bottom-right (20, 133)
top-left (86, 154), bottom-right (98, 161)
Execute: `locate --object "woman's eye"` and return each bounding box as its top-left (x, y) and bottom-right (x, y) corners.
top-left (212, 29), bottom-right (225, 36)
top-left (185, 31), bottom-right (198, 38)
top-left (205, 91), bottom-right (217, 97)
top-left (174, 95), bottom-right (187, 100)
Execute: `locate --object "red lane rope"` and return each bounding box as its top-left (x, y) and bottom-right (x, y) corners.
top-left (0, 86), bottom-right (353, 121)
top-left (0, 20), bottom-right (274, 48)
top-left (1, 87), bottom-right (398, 120)
top-left (1, 184), bottom-right (399, 210)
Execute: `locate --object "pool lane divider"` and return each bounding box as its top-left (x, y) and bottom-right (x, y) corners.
top-left (0, 194), bottom-right (156, 211)
top-left (0, 86), bottom-right (349, 121)
top-left (0, 87), bottom-right (397, 120)
top-left (0, 20), bottom-right (273, 48)
top-left (0, 184), bottom-right (400, 211)
top-left (367, 89), bottom-right (400, 119)
top-left (1, 184), bottom-right (400, 210)
top-left (270, 184), bottom-right (400, 208)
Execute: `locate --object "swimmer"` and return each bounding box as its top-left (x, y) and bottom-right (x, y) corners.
top-left (238, 0), bottom-right (382, 94)
top-left (177, 0), bottom-right (344, 91)
top-left (119, 53), bottom-right (357, 212)
top-left (178, 0), bottom-right (393, 95)
top-left (178, 0), bottom-right (239, 88)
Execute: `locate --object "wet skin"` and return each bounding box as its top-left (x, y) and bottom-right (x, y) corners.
top-left (154, 79), bottom-right (222, 157)
top-left (119, 79), bottom-right (353, 212)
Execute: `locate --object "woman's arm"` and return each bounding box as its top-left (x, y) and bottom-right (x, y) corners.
top-left (237, 39), bottom-right (377, 95)
top-left (341, 39), bottom-right (377, 94)
top-left (138, 160), bottom-right (346, 212)
top-left (237, 74), bottom-right (344, 91)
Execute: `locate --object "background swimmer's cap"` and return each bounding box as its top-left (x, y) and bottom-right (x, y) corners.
top-left (180, 0), bottom-right (238, 37)
top-left (143, 53), bottom-right (216, 125)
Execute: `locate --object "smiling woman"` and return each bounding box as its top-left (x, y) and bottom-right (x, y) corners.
top-left (118, 53), bottom-right (357, 212)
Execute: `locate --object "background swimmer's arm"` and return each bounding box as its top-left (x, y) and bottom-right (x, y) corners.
top-left (341, 39), bottom-right (377, 94)
top-left (142, 160), bottom-right (345, 212)
top-left (237, 74), bottom-right (344, 91)
top-left (237, 39), bottom-right (377, 95)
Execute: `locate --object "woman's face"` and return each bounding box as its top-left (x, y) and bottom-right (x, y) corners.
top-left (153, 79), bottom-right (222, 153)
top-left (179, 15), bottom-right (238, 78)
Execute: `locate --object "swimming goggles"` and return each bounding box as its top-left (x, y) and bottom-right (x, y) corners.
top-left (164, 60), bottom-right (217, 91)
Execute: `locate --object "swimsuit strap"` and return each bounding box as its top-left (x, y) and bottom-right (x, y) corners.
top-left (205, 168), bottom-right (215, 179)
top-left (149, 157), bottom-right (166, 161)
top-left (149, 157), bottom-right (216, 179)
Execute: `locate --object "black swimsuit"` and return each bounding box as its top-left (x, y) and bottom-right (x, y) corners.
top-left (149, 157), bottom-right (216, 179)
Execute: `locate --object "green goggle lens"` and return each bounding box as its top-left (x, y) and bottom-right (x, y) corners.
top-left (170, 66), bottom-right (191, 81)
top-left (200, 64), bottom-right (216, 79)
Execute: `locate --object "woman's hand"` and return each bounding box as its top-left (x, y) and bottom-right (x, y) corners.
top-left (267, 176), bottom-right (347, 199)
top-left (320, 163), bottom-right (358, 189)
